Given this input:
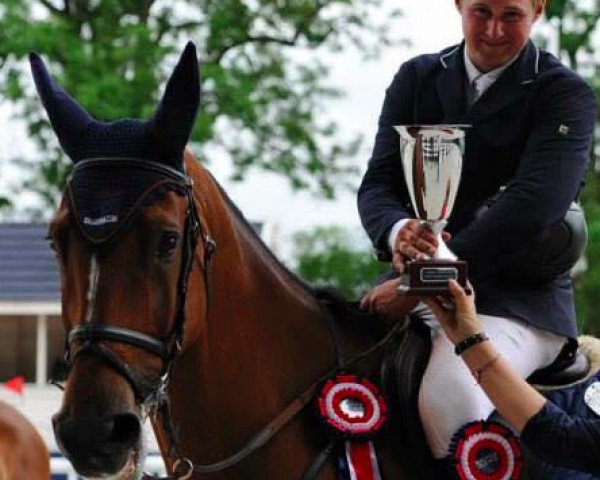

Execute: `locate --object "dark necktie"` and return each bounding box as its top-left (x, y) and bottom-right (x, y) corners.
top-left (467, 75), bottom-right (483, 106)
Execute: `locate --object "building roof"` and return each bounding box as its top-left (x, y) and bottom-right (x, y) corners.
top-left (0, 221), bottom-right (264, 304)
top-left (0, 223), bottom-right (59, 302)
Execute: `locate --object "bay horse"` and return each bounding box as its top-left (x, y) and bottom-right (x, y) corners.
top-left (31, 43), bottom-right (412, 479)
top-left (0, 398), bottom-right (50, 479)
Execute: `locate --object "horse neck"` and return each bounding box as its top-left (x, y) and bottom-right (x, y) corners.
top-left (165, 157), bottom-right (338, 466)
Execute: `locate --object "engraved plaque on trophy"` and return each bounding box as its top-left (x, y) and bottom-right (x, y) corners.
top-left (394, 125), bottom-right (471, 295)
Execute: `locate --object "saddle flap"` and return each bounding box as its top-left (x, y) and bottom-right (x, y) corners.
top-left (532, 336), bottom-right (600, 391)
top-left (528, 351), bottom-right (590, 387)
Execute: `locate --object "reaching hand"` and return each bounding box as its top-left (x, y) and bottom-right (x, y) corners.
top-left (424, 279), bottom-right (482, 346)
top-left (360, 277), bottom-right (419, 320)
top-left (392, 220), bottom-right (451, 273)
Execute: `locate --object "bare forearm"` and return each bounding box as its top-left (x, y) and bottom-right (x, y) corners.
top-left (461, 341), bottom-right (546, 432)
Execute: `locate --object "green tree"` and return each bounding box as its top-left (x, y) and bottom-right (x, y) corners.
top-left (0, 0), bottom-right (401, 212)
top-left (576, 172), bottom-right (600, 336)
top-left (292, 225), bottom-right (387, 300)
top-left (546, 0), bottom-right (600, 70)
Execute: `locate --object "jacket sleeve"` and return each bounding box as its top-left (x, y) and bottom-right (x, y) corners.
top-left (521, 401), bottom-right (600, 475)
top-left (448, 75), bottom-right (597, 281)
top-left (357, 62), bottom-right (417, 260)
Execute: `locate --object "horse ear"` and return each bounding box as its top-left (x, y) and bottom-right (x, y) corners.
top-left (29, 52), bottom-right (93, 163)
top-left (150, 41), bottom-right (200, 168)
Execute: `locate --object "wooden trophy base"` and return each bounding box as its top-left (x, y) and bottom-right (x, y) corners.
top-left (397, 259), bottom-right (469, 295)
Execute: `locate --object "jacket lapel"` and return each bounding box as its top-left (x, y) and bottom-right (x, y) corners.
top-left (462, 40), bottom-right (540, 124)
top-left (435, 44), bottom-right (468, 122)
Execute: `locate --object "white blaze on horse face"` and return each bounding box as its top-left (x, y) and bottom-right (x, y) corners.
top-left (85, 254), bottom-right (100, 323)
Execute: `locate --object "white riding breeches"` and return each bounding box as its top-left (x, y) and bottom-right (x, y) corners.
top-left (416, 308), bottom-right (567, 459)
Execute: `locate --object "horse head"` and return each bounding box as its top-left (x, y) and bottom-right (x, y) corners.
top-left (32, 43), bottom-right (209, 479)
top-left (33, 40), bottom-right (410, 480)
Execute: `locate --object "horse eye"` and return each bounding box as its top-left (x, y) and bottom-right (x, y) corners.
top-left (157, 231), bottom-right (180, 258)
top-left (45, 235), bottom-right (58, 252)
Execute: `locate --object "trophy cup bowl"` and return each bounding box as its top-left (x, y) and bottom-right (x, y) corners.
top-left (394, 124), bottom-right (471, 295)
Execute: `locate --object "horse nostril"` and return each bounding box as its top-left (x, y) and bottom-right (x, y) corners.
top-left (54, 412), bottom-right (141, 454)
top-left (110, 413), bottom-right (141, 448)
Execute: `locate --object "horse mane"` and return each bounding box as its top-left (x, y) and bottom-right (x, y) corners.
top-left (184, 153), bottom-right (388, 343)
top-left (205, 168), bottom-right (323, 300)
top-left (208, 172), bottom-right (385, 336)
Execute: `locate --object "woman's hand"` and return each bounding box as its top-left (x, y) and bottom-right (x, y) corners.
top-left (424, 279), bottom-right (482, 345)
top-left (392, 220), bottom-right (451, 273)
top-left (360, 277), bottom-right (419, 320)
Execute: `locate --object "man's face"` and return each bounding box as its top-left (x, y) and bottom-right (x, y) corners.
top-left (456, 0), bottom-right (543, 72)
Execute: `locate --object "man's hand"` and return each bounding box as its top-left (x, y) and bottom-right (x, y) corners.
top-left (392, 220), bottom-right (451, 273)
top-left (360, 277), bottom-right (419, 320)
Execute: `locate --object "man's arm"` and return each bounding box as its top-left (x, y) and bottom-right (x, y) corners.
top-left (449, 74), bottom-right (596, 281)
top-left (357, 61), bottom-right (417, 260)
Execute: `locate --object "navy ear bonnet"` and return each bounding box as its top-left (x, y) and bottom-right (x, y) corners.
top-left (66, 120), bottom-right (158, 162)
top-left (29, 42), bottom-right (200, 169)
top-left (30, 42), bottom-right (200, 243)
top-left (67, 159), bottom-right (191, 243)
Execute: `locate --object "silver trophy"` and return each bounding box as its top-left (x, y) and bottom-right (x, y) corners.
top-left (394, 125), bottom-right (470, 295)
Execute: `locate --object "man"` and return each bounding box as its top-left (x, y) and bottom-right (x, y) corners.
top-left (358, 0), bottom-right (596, 464)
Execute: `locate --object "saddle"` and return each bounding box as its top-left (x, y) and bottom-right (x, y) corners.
top-left (315, 289), bottom-right (600, 479)
top-left (382, 317), bottom-right (600, 479)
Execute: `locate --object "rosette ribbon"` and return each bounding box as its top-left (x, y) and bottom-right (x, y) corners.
top-left (317, 375), bottom-right (387, 480)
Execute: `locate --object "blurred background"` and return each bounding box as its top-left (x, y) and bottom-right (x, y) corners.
top-left (0, 0), bottom-right (598, 477)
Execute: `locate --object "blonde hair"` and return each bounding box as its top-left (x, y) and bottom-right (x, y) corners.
top-left (457, 0), bottom-right (548, 9)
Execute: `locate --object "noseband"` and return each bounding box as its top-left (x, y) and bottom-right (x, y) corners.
top-left (62, 158), bottom-right (215, 403)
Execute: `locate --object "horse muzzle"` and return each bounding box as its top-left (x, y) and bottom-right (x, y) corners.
top-left (53, 409), bottom-right (143, 478)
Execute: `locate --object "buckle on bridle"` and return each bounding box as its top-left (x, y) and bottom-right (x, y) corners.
top-left (172, 458), bottom-right (194, 480)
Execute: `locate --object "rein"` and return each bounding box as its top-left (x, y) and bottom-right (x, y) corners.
top-left (147, 316), bottom-right (409, 480)
top-left (59, 158), bottom-right (407, 480)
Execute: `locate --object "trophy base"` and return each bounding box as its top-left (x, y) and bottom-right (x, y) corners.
top-left (398, 259), bottom-right (469, 295)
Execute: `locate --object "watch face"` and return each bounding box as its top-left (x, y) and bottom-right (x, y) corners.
top-left (584, 382), bottom-right (600, 417)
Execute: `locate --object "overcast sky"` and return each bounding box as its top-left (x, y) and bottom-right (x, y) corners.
top-left (0, 0), bottom-right (556, 260)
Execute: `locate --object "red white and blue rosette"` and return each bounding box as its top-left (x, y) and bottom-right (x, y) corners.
top-left (317, 375), bottom-right (387, 480)
top-left (451, 420), bottom-right (523, 480)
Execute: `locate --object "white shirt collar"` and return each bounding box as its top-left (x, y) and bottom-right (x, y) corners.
top-left (463, 45), bottom-right (519, 85)
top-left (463, 46), bottom-right (521, 103)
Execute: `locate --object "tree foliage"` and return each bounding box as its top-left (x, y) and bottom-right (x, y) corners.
top-left (292, 225), bottom-right (387, 300)
top-left (0, 0), bottom-right (401, 211)
top-left (576, 171), bottom-right (600, 336)
top-left (546, 0), bottom-right (600, 70)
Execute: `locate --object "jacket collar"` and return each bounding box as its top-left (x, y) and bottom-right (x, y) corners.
top-left (436, 40), bottom-right (540, 123)
top-left (435, 43), bottom-right (467, 122)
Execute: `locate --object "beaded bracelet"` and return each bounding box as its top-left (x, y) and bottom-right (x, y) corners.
top-left (454, 332), bottom-right (489, 356)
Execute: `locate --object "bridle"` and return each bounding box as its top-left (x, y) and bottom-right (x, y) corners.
top-left (57, 157), bottom-right (406, 480)
top-left (61, 157), bottom-right (215, 414)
